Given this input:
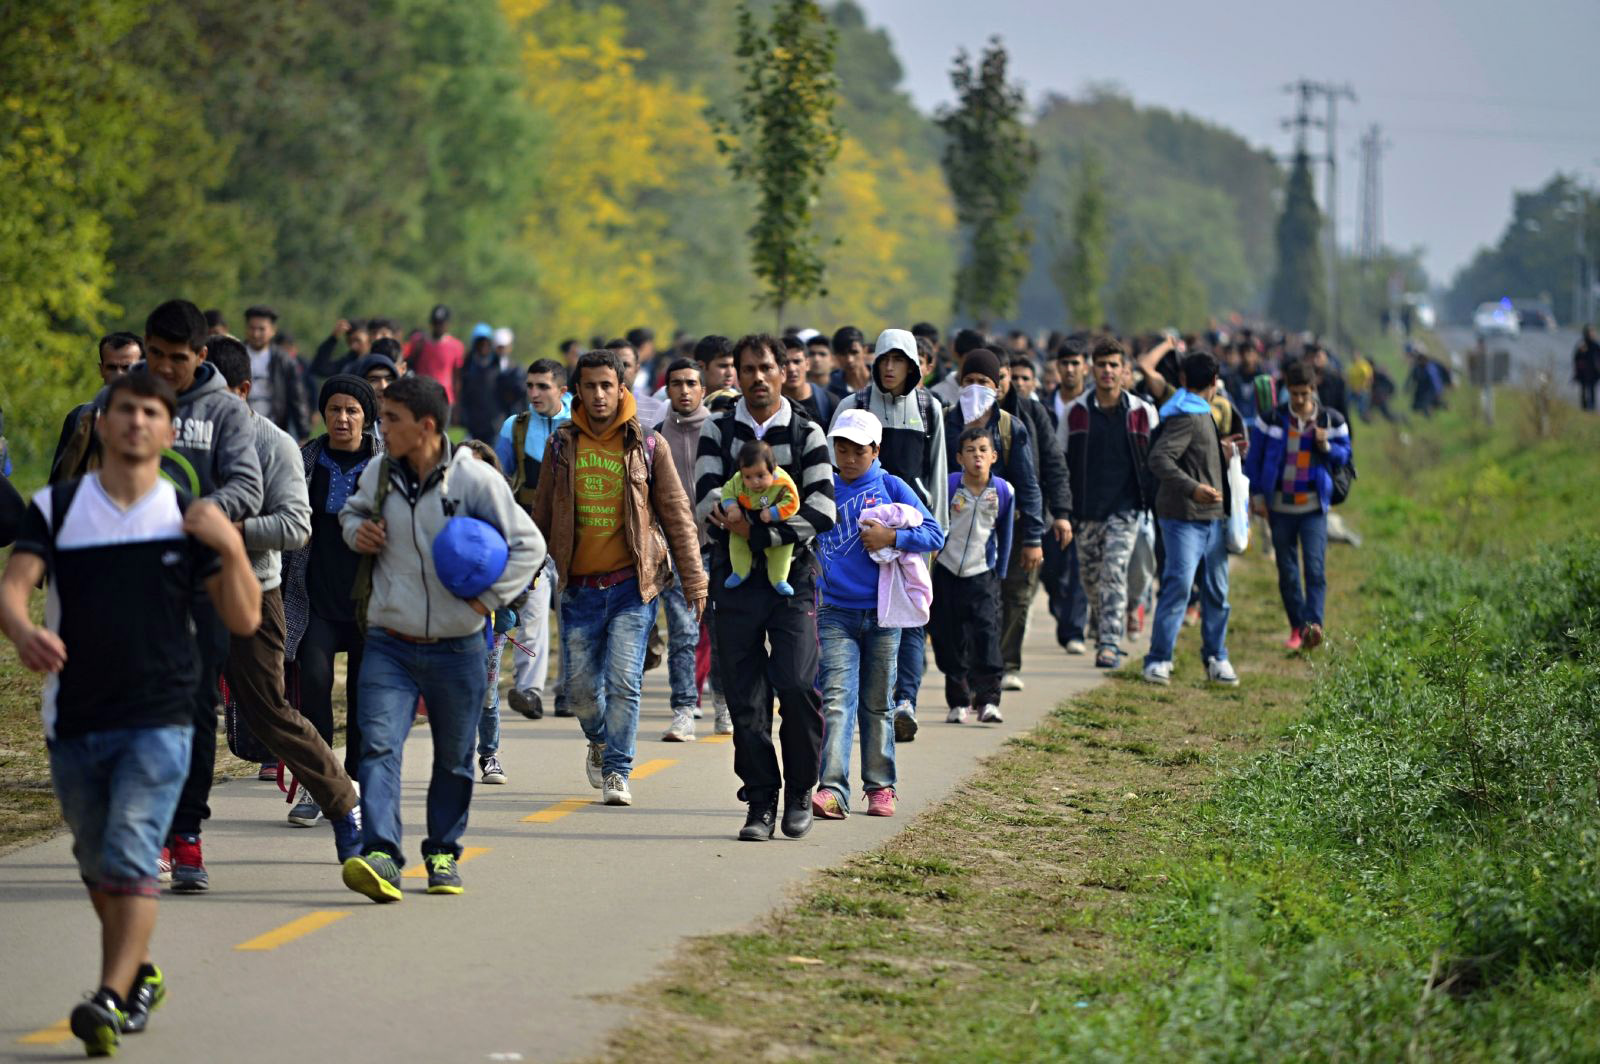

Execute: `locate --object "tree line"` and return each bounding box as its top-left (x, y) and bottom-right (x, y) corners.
top-left (3, 0), bottom-right (1293, 466)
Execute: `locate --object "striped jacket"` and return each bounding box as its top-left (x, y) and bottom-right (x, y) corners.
top-left (694, 398), bottom-right (837, 582)
top-left (1244, 402), bottom-right (1352, 513)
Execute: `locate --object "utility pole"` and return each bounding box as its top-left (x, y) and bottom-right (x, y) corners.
top-left (1358, 124), bottom-right (1387, 261)
top-left (1281, 79), bottom-right (1355, 343)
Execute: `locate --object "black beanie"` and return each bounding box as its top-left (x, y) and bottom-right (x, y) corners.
top-left (959, 348), bottom-right (1002, 388)
top-left (319, 374), bottom-right (377, 427)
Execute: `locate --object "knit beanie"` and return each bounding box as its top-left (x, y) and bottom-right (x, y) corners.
top-left (319, 373), bottom-right (377, 427)
top-left (959, 348), bottom-right (1003, 388)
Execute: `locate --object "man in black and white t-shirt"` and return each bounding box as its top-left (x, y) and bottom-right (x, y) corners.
top-left (0, 371), bottom-right (260, 1057)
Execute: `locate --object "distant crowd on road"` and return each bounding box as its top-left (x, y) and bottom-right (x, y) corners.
top-left (2, 300), bottom-right (1379, 1056)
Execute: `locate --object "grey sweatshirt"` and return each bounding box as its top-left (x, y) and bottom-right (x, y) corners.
top-left (656, 404), bottom-right (710, 548)
top-left (92, 361), bottom-right (264, 521)
top-left (240, 411), bottom-right (311, 591)
top-left (340, 439), bottom-right (546, 640)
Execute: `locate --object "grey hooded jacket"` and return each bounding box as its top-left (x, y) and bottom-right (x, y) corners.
top-left (830, 329), bottom-right (949, 529)
top-left (339, 439), bottom-right (546, 640)
top-left (240, 411), bottom-right (311, 591)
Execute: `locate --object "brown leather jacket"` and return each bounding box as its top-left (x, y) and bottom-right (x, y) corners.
top-left (530, 415), bottom-right (707, 604)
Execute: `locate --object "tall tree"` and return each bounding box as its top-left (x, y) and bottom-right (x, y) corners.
top-left (713, 0), bottom-right (842, 329)
top-left (0, 0), bottom-right (154, 466)
top-left (937, 38), bottom-right (1037, 326)
top-left (1053, 151), bottom-right (1110, 328)
top-left (1269, 150), bottom-right (1326, 332)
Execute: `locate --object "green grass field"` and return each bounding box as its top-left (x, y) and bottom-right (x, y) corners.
top-left (596, 389), bottom-right (1600, 1062)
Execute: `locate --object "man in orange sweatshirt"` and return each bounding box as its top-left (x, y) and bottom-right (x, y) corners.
top-left (531, 349), bottom-right (707, 807)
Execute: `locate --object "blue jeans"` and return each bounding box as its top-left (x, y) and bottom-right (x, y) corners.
top-left (1046, 538), bottom-right (1088, 645)
top-left (478, 630), bottom-right (506, 758)
top-left (1146, 518), bottom-right (1231, 666)
top-left (357, 629), bottom-right (488, 864)
top-left (1269, 510), bottom-right (1328, 630)
top-left (560, 577), bottom-right (659, 779)
top-left (817, 606), bottom-right (899, 810)
top-left (49, 725), bottom-right (192, 895)
top-left (660, 579), bottom-right (701, 712)
top-left (892, 624), bottom-right (926, 711)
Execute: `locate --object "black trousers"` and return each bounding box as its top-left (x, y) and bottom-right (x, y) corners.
top-left (172, 601), bottom-right (231, 837)
top-left (294, 611), bottom-right (367, 779)
top-left (929, 566), bottom-right (1003, 708)
top-left (710, 559), bottom-right (823, 804)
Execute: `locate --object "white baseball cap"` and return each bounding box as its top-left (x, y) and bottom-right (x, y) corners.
top-left (492, 327), bottom-right (515, 348)
top-left (828, 408), bottom-right (883, 447)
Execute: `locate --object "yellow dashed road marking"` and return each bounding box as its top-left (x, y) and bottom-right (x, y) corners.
top-left (234, 910), bottom-right (349, 951)
top-left (523, 798), bottom-right (591, 823)
top-left (630, 758), bottom-right (679, 780)
top-left (17, 1019), bottom-right (72, 1045)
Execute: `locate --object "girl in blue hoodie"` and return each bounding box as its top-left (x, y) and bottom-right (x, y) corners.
top-left (812, 411), bottom-right (944, 819)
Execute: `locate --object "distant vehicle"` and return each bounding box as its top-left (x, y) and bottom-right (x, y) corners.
top-left (1402, 293), bottom-right (1437, 330)
top-left (1512, 300), bottom-right (1557, 330)
top-left (1473, 300), bottom-right (1520, 337)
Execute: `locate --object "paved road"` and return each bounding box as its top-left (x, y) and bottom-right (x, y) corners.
top-left (1436, 326), bottom-right (1584, 403)
top-left (2, 593), bottom-right (1131, 1063)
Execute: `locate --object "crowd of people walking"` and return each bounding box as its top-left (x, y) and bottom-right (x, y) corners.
top-left (0, 300), bottom-right (1366, 1057)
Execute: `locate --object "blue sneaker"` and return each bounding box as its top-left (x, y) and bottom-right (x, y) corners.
top-left (773, 580), bottom-right (795, 597)
top-left (331, 807), bottom-right (363, 862)
top-left (723, 572), bottom-right (744, 589)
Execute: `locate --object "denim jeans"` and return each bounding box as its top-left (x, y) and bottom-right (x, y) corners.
top-left (817, 606), bottom-right (899, 810)
top-left (892, 624), bottom-right (926, 710)
top-left (560, 576), bottom-right (659, 779)
top-left (1146, 518), bottom-right (1231, 666)
top-left (660, 579), bottom-right (701, 711)
top-left (1269, 510), bottom-right (1329, 630)
top-left (357, 629), bottom-right (488, 864)
top-left (1045, 538), bottom-right (1088, 645)
top-left (479, 630), bottom-right (506, 758)
top-left (49, 725), bottom-right (193, 895)
top-left (511, 558), bottom-right (555, 695)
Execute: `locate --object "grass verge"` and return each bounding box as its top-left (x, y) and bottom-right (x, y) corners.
top-left (596, 393), bottom-right (1600, 1061)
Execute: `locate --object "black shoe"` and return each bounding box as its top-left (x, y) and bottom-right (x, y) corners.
top-left (509, 688), bottom-right (544, 720)
top-left (70, 990), bottom-right (124, 1057)
top-left (893, 710), bottom-right (918, 744)
top-left (553, 700), bottom-right (574, 718)
top-left (120, 965), bottom-right (165, 1034)
top-left (781, 790), bottom-right (814, 838)
top-left (739, 798), bottom-right (778, 841)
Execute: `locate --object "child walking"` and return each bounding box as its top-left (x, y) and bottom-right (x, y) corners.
top-left (930, 425), bottom-right (1014, 724)
top-left (720, 439), bottom-right (800, 596)
top-left (812, 410), bottom-right (944, 819)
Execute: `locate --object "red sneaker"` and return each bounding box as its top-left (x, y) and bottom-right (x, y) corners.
top-left (1285, 628), bottom-right (1304, 651)
top-left (865, 788), bottom-right (896, 817)
top-left (170, 834), bottom-right (208, 893)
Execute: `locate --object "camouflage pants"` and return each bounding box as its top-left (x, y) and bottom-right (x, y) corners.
top-left (1078, 511), bottom-right (1141, 650)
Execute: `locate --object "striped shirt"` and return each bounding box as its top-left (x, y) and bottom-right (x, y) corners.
top-left (694, 397), bottom-right (837, 561)
top-left (1274, 413), bottom-right (1320, 514)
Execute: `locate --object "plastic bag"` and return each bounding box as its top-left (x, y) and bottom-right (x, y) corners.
top-left (1226, 452), bottom-right (1250, 554)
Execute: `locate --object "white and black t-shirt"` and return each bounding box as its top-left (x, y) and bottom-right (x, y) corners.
top-left (14, 476), bottom-right (220, 741)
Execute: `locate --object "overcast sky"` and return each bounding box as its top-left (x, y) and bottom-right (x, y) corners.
top-left (858, 0), bottom-right (1600, 287)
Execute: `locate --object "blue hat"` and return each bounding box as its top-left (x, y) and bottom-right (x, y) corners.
top-left (432, 517), bottom-right (508, 600)
top-left (471, 322), bottom-right (494, 342)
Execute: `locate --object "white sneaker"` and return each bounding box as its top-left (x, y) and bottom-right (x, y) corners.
top-left (979, 703), bottom-right (1003, 723)
top-left (714, 706), bottom-right (734, 735)
top-left (603, 772), bottom-right (632, 806)
top-left (662, 711), bottom-right (697, 742)
top-left (692, 705), bottom-right (704, 719)
top-left (946, 705), bottom-right (968, 724)
top-left (1143, 661), bottom-right (1172, 686)
top-left (586, 742), bottom-right (606, 789)
top-left (1206, 657), bottom-right (1239, 686)
top-left (1001, 672), bottom-right (1025, 691)
top-left (479, 754), bottom-right (507, 785)
top-left (1065, 639), bottom-right (1087, 655)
